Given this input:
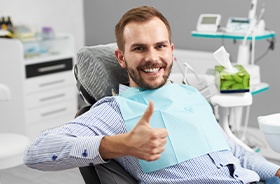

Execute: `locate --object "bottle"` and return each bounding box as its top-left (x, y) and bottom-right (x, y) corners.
top-left (0, 17), bottom-right (2, 30)
top-left (1, 17), bottom-right (7, 30)
top-left (6, 16), bottom-right (14, 33)
top-left (41, 26), bottom-right (55, 40)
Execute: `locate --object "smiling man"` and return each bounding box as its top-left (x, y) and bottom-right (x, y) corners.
top-left (24, 6), bottom-right (280, 184)
top-left (115, 16), bottom-right (174, 89)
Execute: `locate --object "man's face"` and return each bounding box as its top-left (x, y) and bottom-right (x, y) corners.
top-left (115, 17), bottom-right (174, 89)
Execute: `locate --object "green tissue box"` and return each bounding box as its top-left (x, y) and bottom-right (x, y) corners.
top-left (215, 65), bottom-right (250, 93)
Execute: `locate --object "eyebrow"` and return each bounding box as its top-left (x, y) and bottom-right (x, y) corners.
top-left (130, 41), bottom-right (170, 48)
top-left (156, 41), bottom-right (170, 45)
top-left (130, 43), bottom-right (146, 48)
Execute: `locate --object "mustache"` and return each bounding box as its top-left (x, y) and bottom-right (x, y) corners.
top-left (138, 61), bottom-right (167, 69)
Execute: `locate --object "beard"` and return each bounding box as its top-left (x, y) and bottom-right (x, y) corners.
top-left (125, 60), bottom-right (173, 89)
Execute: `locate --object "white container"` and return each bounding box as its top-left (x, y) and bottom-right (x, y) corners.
top-left (258, 113), bottom-right (280, 153)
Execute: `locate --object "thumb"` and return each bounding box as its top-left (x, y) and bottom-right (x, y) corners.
top-left (141, 101), bottom-right (154, 124)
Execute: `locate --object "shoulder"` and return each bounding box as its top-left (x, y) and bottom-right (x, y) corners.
top-left (89, 96), bottom-right (121, 115)
top-left (93, 96), bottom-right (119, 107)
top-left (73, 96), bottom-right (126, 134)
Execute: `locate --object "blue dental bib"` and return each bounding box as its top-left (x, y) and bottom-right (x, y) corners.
top-left (115, 84), bottom-right (229, 173)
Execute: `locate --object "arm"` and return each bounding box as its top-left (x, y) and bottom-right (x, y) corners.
top-left (24, 98), bottom-right (168, 171)
top-left (224, 129), bottom-right (280, 180)
top-left (24, 98), bottom-right (124, 171)
top-left (24, 123), bottom-right (108, 171)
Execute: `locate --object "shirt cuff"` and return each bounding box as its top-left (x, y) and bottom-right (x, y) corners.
top-left (70, 135), bottom-right (108, 166)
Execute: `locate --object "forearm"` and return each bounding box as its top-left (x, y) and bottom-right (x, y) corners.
top-left (24, 98), bottom-right (128, 171)
top-left (240, 150), bottom-right (280, 180)
top-left (24, 133), bottom-right (107, 171)
top-left (222, 127), bottom-right (280, 180)
top-left (227, 133), bottom-right (280, 179)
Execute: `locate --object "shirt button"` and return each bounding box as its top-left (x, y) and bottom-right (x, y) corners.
top-left (234, 174), bottom-right (238, 178)
top-left (52, 155), bottom-right (58, 160)
top-left (82, 149), bottom-right (88, 157)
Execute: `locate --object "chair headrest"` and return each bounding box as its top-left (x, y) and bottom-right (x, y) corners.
top-left (75, 43), bottom-right (129, 104)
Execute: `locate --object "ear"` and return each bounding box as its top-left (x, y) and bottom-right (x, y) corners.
top-left (115, 49), bottom-right (127, 68)
top-left (170, 43), bottom-right (174, 52)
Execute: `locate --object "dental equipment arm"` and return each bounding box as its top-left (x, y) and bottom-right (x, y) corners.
top-left (248, 0), bottom-right (257, 20)
top-left (210, 92), bottom-right (253, 152)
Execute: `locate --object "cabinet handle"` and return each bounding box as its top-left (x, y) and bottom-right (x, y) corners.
top-left (39, 79), bottom-right (65, 87)
top-left (38, 64), bottom-right (67, 73)
top-left (40, 93), bottom-right (65, 102)
top-left (41, 108), bottom-right (67, 117)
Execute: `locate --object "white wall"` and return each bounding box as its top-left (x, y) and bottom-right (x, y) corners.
top-left (0, 0), bottom-right (85, 53)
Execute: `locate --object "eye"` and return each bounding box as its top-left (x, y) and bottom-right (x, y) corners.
top-left (156, 44), bottom-right (166, 49)
top-left (133, 46), bottom-right (146, 52)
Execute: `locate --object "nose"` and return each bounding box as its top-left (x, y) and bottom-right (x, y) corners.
top-left (145, 48), bottom-right (159, 62)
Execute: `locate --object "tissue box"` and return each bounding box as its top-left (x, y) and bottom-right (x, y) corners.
top-left (215, 65), bottom-right (250, 93)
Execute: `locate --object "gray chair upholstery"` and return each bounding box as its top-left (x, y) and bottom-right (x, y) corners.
top-left (74, 43), bottom-right (137, 184)
top-left (74, 43), bottom-right (129, 105)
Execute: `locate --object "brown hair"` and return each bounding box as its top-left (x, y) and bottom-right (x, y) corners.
top-left (115, 6), bottom-right (172, 52)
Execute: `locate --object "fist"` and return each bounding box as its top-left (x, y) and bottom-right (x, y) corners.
top-left (126, 101), bottom-right (168, 161)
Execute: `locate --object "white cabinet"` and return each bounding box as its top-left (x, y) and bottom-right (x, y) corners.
top-left (0, 34), bottom-right (78, 138)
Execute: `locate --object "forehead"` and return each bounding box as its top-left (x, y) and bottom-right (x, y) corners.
top-left (123, 17), bottom-right (169, 46)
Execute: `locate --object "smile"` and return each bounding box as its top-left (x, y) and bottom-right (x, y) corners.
top-left (143, 68), bottom-right (161, 73)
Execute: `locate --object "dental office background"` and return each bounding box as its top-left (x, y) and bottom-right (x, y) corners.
top-left (0, 0), bottom-right (279, 180)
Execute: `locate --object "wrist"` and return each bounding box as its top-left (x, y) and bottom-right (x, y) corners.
top-left (99, 133), bottom-right (128, 160)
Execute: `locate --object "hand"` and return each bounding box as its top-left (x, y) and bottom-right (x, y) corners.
top-left (99, 101), bottom-right (168, 161)
top-left (126, 101), bottom-right (168, 161)
top-left (276, 168), bottom-right (280, 177)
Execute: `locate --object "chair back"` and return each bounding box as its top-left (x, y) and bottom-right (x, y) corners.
top-left (74, 43), bottom-right (129, 105)
top-left (74, 44), bottom-right (137, 184)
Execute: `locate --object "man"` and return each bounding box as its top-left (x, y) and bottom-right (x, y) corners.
top-left (24, 6), bottom-right (280, 183)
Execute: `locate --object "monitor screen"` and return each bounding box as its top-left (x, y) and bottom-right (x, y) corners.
top-left (201, 17), bottom-right (217, 24)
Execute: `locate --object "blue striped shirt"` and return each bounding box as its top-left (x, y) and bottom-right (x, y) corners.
top-left (24, 95), bottom-right (279, 184)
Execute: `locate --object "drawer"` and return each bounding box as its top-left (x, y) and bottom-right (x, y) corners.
top-left (25, 71), bottom-right (76, 94)
top-left (25, 58), bottom-right (73, 78)
top-left (25, 100), bottom-right (77, 125)
top-left (25, 86), bottom-right (77, 109)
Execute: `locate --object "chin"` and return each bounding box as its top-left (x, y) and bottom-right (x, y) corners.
top-left (146, 80), bottom-right (167, 89)
top-left (131, 74), bottom-right (169, 89)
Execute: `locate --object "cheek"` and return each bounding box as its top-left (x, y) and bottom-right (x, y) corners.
top-left (124, 55), bottom-right (141, 68)
top-left (166, 53), bottom-right (174, 64)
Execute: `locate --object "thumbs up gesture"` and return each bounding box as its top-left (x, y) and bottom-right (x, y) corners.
top-left (126, 101), bottom-right (168, 161)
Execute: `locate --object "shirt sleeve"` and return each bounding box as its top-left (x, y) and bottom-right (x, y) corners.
top-left (24, 97), bottom-right (126, 171)
top-left (224, 128), bottom-right (280, 180)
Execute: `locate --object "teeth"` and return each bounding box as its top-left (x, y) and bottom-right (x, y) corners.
top-left (144, 68), bottom-right (160, 73)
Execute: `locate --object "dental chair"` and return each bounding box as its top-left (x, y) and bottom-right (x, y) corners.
top-left (74, 43), bottom-right (137, 184)
top-left (73, 43), bottom-right (257, 183)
